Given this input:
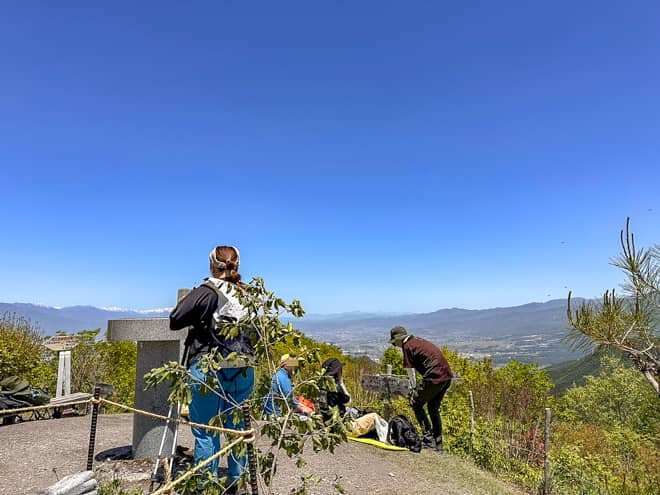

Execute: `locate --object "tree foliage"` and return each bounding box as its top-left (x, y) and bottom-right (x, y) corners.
top-left (45, 329), bottom-right (138, 406)
top-left (556, 356), bottom-right (660, 436)
top-left (567, 218), bottom-right (659, 393)
top-left (380, 346), bottom-right (405, 376)
top-left (96, 339), bottom-right (137, 406)
top-left (0, 312), bottom-right (53, 386)
top-left (554, 356), bottom-right (660, 494)
top-left (0, 315), bottom-right (136, 405)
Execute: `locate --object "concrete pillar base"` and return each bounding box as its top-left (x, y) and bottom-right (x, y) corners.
top-left (132, 340), bottom-right (180, 460)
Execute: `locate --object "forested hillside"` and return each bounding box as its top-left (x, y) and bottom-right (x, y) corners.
top-left (546, 353), bottom-right (602, 394)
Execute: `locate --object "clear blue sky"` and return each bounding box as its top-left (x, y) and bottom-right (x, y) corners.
top-left (1, 2), bottom-right (658, 313)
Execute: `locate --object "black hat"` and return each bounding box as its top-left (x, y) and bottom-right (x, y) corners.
top-left (322, 358), bottom-right (343, 378)
top-left (389, 326), bottom-right (408, 344)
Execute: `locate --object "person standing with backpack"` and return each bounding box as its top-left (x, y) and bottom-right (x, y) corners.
top-left (389, 326), bottom-right (452, 452)
top-left (169, 245), bottom-right (256, 494)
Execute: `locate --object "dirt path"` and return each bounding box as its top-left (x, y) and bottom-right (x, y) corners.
top-left (0, 414), bottom-right (526, 495)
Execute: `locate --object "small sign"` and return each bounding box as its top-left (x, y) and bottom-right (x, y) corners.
top-left (44, 335), bottom-right (79, 352)
top-left (361, 374), bottom-right (411, 396)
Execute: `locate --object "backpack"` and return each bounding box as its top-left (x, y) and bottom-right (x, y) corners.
top-left (0, 376), bottom-right (50, 405)
top-left (0, 394), bottom-right (25, 410)
top-left (202, 281), bottom-right (258, 361)
top-left (12, 385), bottom-right (50, 405)
top-left (387, 415), bottom-right (422, 452)
top-left (0, 376), bottom-right (29, 395)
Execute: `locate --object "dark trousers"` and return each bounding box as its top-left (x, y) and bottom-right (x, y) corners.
top-left (411, 379), bottom-right (451, 442)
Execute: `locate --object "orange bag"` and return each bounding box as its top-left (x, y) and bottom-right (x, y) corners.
top-left (296, 396), bottom-right (316, 412)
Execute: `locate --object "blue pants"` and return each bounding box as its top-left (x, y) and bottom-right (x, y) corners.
top-left (189, 360), bottom-right (255, 482)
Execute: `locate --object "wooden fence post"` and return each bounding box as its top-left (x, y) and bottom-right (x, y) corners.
top-left (468, 390), bottom-right (475, 456)
top-left (544, 407), bottom-right (551, 495)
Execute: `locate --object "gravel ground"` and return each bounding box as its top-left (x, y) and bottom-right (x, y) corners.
top-left (0, 414), bottom-right (526, 495)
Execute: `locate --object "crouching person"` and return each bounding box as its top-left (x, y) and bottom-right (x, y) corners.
top-left (169, 245), bottom-right (256, 493)
top-left (319, 358), bottom-right (389, 442)
top-left (263, 354), bottom-right (314, 418)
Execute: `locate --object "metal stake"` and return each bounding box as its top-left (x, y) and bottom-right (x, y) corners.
top-left (242, 402), bottom-right (259, 495)
top-left (86, 386), bottom-right (101, 470)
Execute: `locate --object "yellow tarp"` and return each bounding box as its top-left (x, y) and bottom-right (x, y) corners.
top-left (347, 436), bottom-right (408, 451)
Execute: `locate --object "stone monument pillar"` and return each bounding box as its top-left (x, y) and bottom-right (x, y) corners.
top-left (107, 289), bottom-right (189, 459)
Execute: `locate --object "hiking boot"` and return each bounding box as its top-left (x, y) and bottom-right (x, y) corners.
top-left (421, 432), bottom-right (436, 450)
top-left (224, 485), bottom-right (248, 495)
top-left (434, 436), bottom-right (444, 453)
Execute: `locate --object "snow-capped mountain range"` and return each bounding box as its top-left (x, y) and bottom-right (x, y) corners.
top-left (0, 302), bottom-right (172, 335)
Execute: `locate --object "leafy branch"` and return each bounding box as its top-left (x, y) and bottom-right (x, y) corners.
top-left (567, 218), bottom-right (659, 393)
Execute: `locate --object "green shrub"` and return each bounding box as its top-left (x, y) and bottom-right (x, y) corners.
top-left (0, 312), bottom-right (54, 387)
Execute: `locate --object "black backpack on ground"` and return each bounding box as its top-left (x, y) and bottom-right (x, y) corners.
top-left (387, 415), bottom-right (422, 452)
top-left (0, 376), bottom-right (50, 405)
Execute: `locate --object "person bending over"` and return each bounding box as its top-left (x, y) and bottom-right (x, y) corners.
top-left (389, 326), bottom-right (452, 452)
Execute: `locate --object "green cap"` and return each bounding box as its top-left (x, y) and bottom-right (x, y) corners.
top-left (389, 326), bottom-right (408, 344)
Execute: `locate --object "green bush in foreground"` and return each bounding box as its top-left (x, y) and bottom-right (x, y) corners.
top-left (0, 312), bottom-right (54, 387)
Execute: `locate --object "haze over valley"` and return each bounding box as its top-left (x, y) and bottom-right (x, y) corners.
top-left (1, 298), bottom-right (584, 367)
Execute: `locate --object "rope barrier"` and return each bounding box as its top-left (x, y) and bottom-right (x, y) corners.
top-left (0, 399), bottom-right (92, 416)
top-left (1, 397), bottom-right (254, 436)
top-left (97, 398), bottom-right (254, 437)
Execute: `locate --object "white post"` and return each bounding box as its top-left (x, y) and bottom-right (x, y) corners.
top-left (44, 336), bottom-right (79, 399)
top-left (56, 352), bottom-right (65, 398)
top-left (55, 350), bottom-right (73, 398)
top-left (63, 350), bottom-right (72, 396)
top-left (384, 364), bottom-right (393, 419)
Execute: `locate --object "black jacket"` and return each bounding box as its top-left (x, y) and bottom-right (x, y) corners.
top-left (170, 284), bottom-right (219, 363)
top-left (320, 379), bottom-right (351, 421)
top-left (169, 283), bottom-right (256, 364)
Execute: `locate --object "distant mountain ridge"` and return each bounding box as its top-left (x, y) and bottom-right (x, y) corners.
top-left (1, 298), bottom-right (587, 366)
top-left (296, 298), bottom-right (581, 336)
top-left (294, 298), bottom-right (587, 366)
top-left (0, 303), bottom-right (171, 335)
